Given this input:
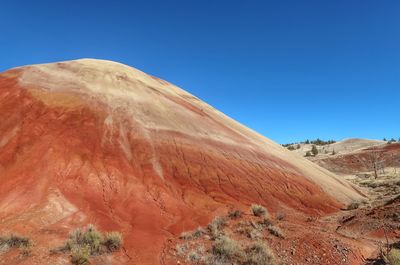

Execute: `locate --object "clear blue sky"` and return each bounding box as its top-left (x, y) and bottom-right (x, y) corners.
top-left (1, 1), bottom-right (399, 143)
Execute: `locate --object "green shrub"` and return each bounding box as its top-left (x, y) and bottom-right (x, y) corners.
top-left (54, 225), bottom-right (123, 264)
top-left (82, 225), bottom-right (103, 254)
top-left (65, 225), bottom-right (103, 254)
top-left (287, 145), bottom-right (295, 151)
top-left (68, 228), bottom-right (83, 245)
top-left (103, 232), bottom-right (123, 252)
top-left (311, 145), bottom-right (318, 156)
top-left (71, 245), bottom-right (90, 265)
top-left (61, 225), bottom-right (123, 255)
top-left (244, 242), bottom-right (276, 265)
top-left (251, 204), bottom-right (267, 217)
top-left (384, 248), bottom-right (400, 265)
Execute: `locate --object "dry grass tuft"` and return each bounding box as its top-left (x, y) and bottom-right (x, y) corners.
top-left (275, 212), bottom-right (286, 221)
top-left (71, 245), bottom-right (90, 265)
top-left (259, 218), bottom-right (273, 227)
top-left (228, 209), bottom-right (243, 219)
top-left (180, 227), bottom-right (206, 240)
top-left (0, 234), bottom-right (33, 256)
top-left (175, 243), bottom-right (188, 256)
top-left (205, 236), bottom-right (243, 264)
top-left (251, 204), bottom-right (268, 217)
top-left (243, 242), bottom-right (276, 265)
top-left (267, 225), bottom-right (285, 239)
top-left (347, 202), bottom-right (360, 210)
top-left (207, 216), bottom-right (227, 240)
top-left (103, 232), bottom-right (123, 252)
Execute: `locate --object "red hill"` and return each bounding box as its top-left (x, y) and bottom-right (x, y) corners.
top-left (0, 59), bottom-right (362, 264)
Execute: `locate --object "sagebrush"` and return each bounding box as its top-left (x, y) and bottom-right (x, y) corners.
top-left (251, 204), bottom-right (268, 217)
top-left (53, 224), bottom-right (123, 265)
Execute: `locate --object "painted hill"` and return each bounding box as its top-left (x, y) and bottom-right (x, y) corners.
top-left (0, 59), bottom-right (362, 264)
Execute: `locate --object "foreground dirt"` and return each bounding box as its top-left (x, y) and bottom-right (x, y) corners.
top-left (311, 143), bottom-right (400, 264)
top-left (164, 170), bottom-right (400, 265)
top-left (165, 209), bottom-right (377, 265)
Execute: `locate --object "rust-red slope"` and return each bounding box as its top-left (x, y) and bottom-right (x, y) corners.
top-left (0, 59), bottom-right (362, 264)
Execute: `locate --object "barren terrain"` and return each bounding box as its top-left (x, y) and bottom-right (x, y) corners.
top-left (0, 59), bottom-right (397, 265)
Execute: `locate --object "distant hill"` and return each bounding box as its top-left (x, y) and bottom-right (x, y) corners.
top-left (285, 138), bottom-right (386, 157)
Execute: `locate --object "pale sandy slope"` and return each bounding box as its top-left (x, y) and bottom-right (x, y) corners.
top-left (293, 138), bottom-right (385, 157)
top-left (329, 138), bottom-right (385, 153)
top-left (16, 58), bottom-right (362, 204)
